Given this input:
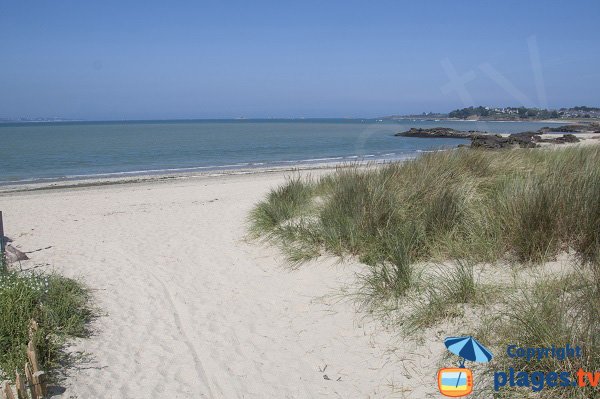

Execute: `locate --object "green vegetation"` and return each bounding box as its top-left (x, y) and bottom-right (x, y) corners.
top-left (0, 258), bottom-right (93, 380)
top-left (249, 145), bottom-right (600, 398)
top-left (572, 106), bottom-right (600, 112)
top-left (449, 106), bottom-right (561, 119)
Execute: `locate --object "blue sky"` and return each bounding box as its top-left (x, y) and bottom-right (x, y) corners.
top-left (1, 0), bottom-right (599, 120)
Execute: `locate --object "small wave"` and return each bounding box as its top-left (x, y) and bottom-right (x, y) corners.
top-left (1, 152), bottom-right (425, 186)
top-left (280, 156), bottom-right (345, 163)
top-left (64, 163), bottom-right (251, 179)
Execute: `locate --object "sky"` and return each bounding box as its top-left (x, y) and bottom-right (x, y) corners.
top-left (1, 0), bottom-right (599, 120)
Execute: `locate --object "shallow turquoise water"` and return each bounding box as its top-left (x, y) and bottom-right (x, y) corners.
top-left (0, 119), bottom-right (558, 184)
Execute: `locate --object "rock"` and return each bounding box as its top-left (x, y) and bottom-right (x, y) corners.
top-left (394, 126), bottom-right (583, 150)
top-left (510, 131), bottom-right (542, 141)
top-left (394, 127), bottom-right (479, 139)
top-left (539, 124), bottom-right (594, 133)
top-left (471, 134), bottom-right (538, 149)
top-left (559, 134), bottom-right (580, 143)
top-left (543, 134), bottom-right (580, 144)
top-left (469, 131), bottom-right (585, 149)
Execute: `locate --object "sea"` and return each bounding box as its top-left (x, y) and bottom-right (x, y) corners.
top-left (0, 119), bottom-right (562, 185)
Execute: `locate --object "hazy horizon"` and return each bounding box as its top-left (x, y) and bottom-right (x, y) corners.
top-left (2, 0), bottom-right (599, 120)
top-left (1, 109), bottom-right (597, 123)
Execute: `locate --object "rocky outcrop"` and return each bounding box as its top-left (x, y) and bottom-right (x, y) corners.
top-left (394, 127), bottom-right (484, 139)
top-left (542, 133), bottom-right (580, 144)
top-left (396, 127), bottom-right (581, 149)
top-left (470, 133), bottom-right (538, 149)
top-left (539, 124), bottom-right (600, 133)
top-left (470, 132), bottom-right (580, 149)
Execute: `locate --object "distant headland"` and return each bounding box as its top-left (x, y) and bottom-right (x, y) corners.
top-left (384, 106), bottom-right (600, 121)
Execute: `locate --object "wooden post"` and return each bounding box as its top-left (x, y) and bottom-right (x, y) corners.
top-left (27, 341), bottom-right (40, 373)
top-left (26, 340), bottom-right (46, 398)
top-left (32, 371), bottom-right (46, 399)
top-left (0, 211), bottom-right (5, 254)
top-left (24, 363), bottom-right (36, 399)
top-left (2, 382), bottom-right (15, 399)
top-left (15, 370), bottom-right (27, 399)
top-left (28, 319), bottom-right (39, 340)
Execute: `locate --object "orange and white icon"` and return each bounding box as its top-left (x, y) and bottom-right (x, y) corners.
top-left (438, 367), bottom-right (473, 397)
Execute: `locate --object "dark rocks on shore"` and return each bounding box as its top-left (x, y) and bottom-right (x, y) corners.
top-left (546, 133), bottom-right (580, 144)
top-left (470, 133), bottom-right (539, 149)
top-left (394, 127), bottom-right (484, 139)
top-left (467, 132), bottom-right (580, 149)
top-left (539, 124), bottom-right (591, 133)
top-left (539, 123), bottom-right (600, 134)
top-left (396, 127), bottom-right (580, 149)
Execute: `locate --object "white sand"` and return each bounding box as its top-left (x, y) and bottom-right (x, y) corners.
top-left (0, 170), bottom-right (441, 398)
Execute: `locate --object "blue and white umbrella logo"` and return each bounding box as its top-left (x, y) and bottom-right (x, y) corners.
top-left (438, 336), bottom-right (493, 396)
top-left (444, 335), bottom-right (493, 367)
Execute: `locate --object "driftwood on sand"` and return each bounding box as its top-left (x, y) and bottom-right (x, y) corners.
top-left (4, 244), bottom-right (29, 263)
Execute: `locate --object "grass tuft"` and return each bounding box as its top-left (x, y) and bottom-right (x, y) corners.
top-left (248, 175), bottom-right (314, 239)
top-left (403, 260), bottom-right (481, 333)
top-left (479, 267), bottom-right (599, 398)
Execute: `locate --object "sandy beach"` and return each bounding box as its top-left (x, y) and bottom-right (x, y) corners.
top-left (0, 169), bottom-right (442, 398)
top-left (4, 2), bottom-right (599, 397)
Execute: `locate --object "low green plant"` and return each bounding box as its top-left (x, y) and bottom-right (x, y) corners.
top-left (0, 265), bottom-right (93, 380)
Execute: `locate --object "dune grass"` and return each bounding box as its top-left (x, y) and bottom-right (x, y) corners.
top-left (0, 258), bottom-right (93, 380)
top-left (250, 146), bottom-right (600, 282)
top-left (249, 145), bottom-right (600, 398)
top-left (477, 265), bottom-right (600, 398)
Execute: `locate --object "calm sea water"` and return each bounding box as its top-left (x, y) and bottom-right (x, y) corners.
top-left (0, 119), bottom-right (559, 184)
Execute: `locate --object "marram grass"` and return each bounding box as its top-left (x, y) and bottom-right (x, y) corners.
top-left (250, 146), bottom-right (600, 288)
top-left (249, 145), bottom-right (600, 399)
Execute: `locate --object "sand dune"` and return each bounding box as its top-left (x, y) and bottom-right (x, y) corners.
top-left (0, 171), bottom-right (440, 398)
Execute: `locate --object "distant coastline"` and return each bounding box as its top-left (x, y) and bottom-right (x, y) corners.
top-left (3, 105), bottom-right (600, 125)
top-left (385, 117), bottom-right (570, 124)
top-left (382, 105), bottom-right (600, 123)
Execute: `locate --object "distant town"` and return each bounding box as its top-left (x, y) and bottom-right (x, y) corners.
top-left (386, 106), bottom-right (600, 121)
top-left (0, 117), bottom-right (78, 123)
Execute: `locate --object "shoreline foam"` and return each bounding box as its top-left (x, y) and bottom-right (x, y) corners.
top-left (0, 159), bottom-right (396, 194)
